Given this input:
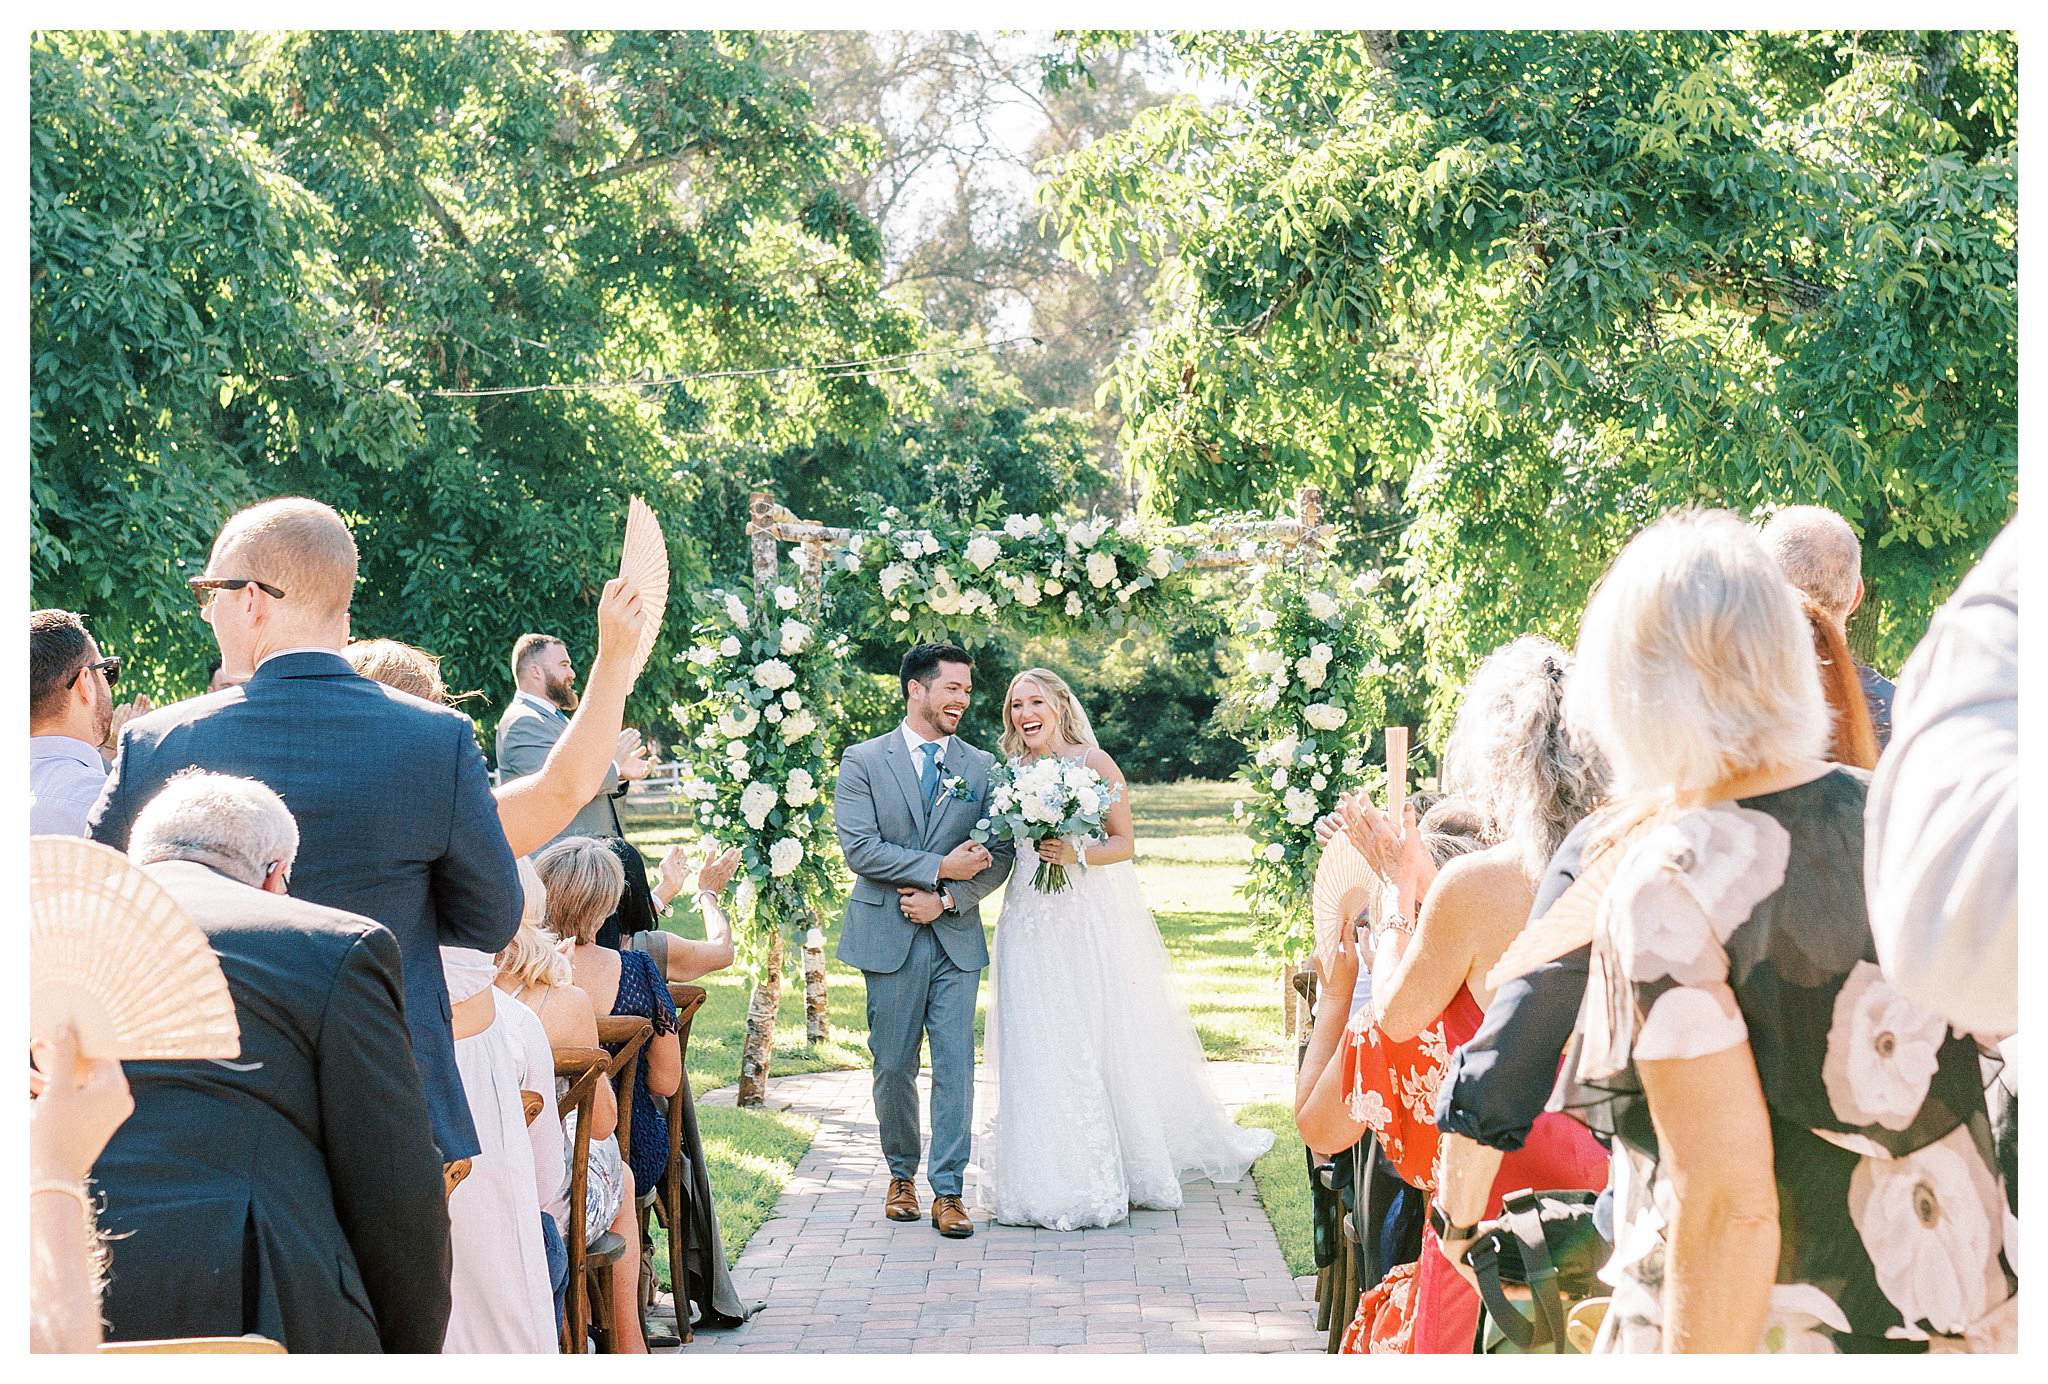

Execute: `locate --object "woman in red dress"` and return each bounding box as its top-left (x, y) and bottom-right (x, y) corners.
top-left (1297, 637), bottom-right (1611, 1353)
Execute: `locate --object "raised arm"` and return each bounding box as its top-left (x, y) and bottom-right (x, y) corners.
top-left (833, 749), bottom-right (945, 889)
top-left (496, 579), bottom-right (644, 856)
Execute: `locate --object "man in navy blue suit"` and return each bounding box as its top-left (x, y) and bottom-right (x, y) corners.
top-left (89, 496), bottom-right (521, 1164)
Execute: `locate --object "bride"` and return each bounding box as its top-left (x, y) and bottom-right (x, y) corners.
top-left (977, 667), bottom-right (1274, 1230)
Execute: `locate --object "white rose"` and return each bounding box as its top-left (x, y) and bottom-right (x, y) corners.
top-left (1270, 768), bottom-right (1288, 791)
top-left (1118, 515), bottom-right (1144, 539)
top-left (1016, 578), bottom-right (1042, 607)
top-left (764, 706), bottom-right (784, 723)
top-left (1068, 521), bottom-right (1094, 548)
top-left (740, 781), bottom-right (777, 831)
top-left (841, 552), bottom-right (861, 572)
top-left (717, 705), bottom-right (760, 738)
top-left (774, 585), bottom-right (799, 610)
top-left (1004, 514), bottom-right (1032, 539)
top-left (752, 659), bottom-right (796, 690)
top-left (1044, 579), bottom-right (1063, 595)
top-left (719, 636), bottom-right (742, 658)
top-left (1075, 785), bottom-right (1100, 816)
top-left (900, 539), bottom-right (923, 561)
top-left (1295, 656), bottom-right (1327, 690)
top-left (879, 562), bottom-right (913, 598)
top-left (1247, 649), bottom-right (1284, 677)
top-left (1254, 607), bottom-right (1279, 631)
top-left (1312, 773), bottom-right (1328, 790)
top-left (1311, 642), bottom-right (1334, 665)
top-left (964, 535), bottom-right (1001, 571)
top-left (1263, 842), bottom-right (1285, 863)
top-left (1086, 551), bottom-right (1118, 588)
top-left (1303, 703), bottom-right (1348, 732)
top-left (686, 646), bottom-right (716, 667)
top-left (723, 593), bottom-right (750, 628)
top-left (1148, 546), bottom-right (1173, 578)
top-left (781, 709), bottom-right (817, 743)
top-left (769, 837), bottom-right (803, 877)
top-left (1064, 593), bottom-right (1082, 616)
top-left (1283, 787), bottom-right (1319, 826)
top-left (783, 768), bottom-right (818, 808)
top-left (1306, 590), bottom-right (1340, 622)
top-left (891, 609), bottom-right (909, 622)
top-left (921, 535), bottom-right (941, 557)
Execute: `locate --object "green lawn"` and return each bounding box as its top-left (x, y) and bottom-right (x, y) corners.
top-left (629, 778), bottom-right (1308, 1276)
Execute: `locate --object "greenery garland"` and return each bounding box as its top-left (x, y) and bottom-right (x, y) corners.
top-left (1227, 564), bottom-right (1396, 959)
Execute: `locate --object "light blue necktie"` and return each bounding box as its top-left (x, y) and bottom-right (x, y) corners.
top-left (918, 741), bottom-right (941, 807)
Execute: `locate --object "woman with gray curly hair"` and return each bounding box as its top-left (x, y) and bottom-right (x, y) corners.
top-left (1298, 634), bottom-right (1610, 1352)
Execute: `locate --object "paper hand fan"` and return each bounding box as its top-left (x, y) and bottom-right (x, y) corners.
top-left (30, 836), bottom-right (240, 1062)
top-left (1311, 832), bottom-right (1377, 971)
top-left (617, 496), bottom-right (670, 682)
top-left (1383, 726), bottom-right (1409, 835)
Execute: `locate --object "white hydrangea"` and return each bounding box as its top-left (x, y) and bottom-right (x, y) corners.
top-left (774, 585), bottom-right (800, 610)
top-left (781, 690), bottom-right (802, 709)
top-left (686, 646), bottom-right (716, 667)
top-left (1148, 547), bottom-right (1173, 578)
top-left (1086, 551), bottom-right (1118, 588)
top-left (1342, 754), bottom-right (1365, 776)
top-left (1015, 576), bottom-right (1043, 607)
top-left (752, 659), bottom-right (796, 691)
top-left (719, 636), bottom-right (742, 658)
top-left (723, 593), bottom-right (749, 628)
top-left (769, 837), bottom-right (803, 877)
top-left (783, 767), bottom-right (818, 808)
top-left (779, 618), bottom-right (811, 655)
top-left (1257, 734), bottom-right (1299, 766)
top-left (964, 535), bottom-right (1001, 571)
top-left (1254, 606), bottom-right (1279, 631)
top-left (1064, 592), bottom-right (1083, 616)
top-left (717, 705), bottom-right (760, 739)
top-left (1246, 648), bottom-right (1284, 677)
top-left (927, 576), bottom-right (963, 616)
top-left (780, 708), bottom-right (817, 743)
top-left (900, 539), bottom-right (924, 562)
top-left (1004, 514), bottom-right (1043, 539)
top-left (740, 781), bottom-right (777, 830)
top-left (1306, 590), bottom-right (1340, 622)
top-left (1284, 786), bottom-right (1320, 826)
top-left (1295, 656), bottom-right (1327, 690)
top-left (764, 706), bottom-right (784, 723)
top-left (879, 562), bottom-right (914, 598)
top-left (1303, 703), bottom-right (1348, 731)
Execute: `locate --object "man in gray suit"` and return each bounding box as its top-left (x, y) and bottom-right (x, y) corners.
top-left (834, 644), bottom-right (1013, 1237)
top-left (496, 631), bottom-right (650, 842)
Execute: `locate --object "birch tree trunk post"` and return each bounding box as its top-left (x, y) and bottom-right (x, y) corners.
top-left (799, 538), bottom-right (831, 1046)
top-left (1284, 484), bottom-right (1328, 1043)
top-left (736, 487), bottom-right (783, 1108)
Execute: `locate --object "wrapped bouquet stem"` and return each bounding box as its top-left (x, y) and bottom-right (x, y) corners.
top-left (975, 758), bottom-right (1122, 896)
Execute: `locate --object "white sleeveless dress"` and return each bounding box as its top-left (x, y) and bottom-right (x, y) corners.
top-left (976, 758), bottom-right (1275, 1230)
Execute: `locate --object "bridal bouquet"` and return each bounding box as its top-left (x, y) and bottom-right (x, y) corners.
top-left (974, 757), bottom-right (1122, 894)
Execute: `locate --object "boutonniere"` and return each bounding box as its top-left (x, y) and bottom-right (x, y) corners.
top-left (940, 773), bottom-right (974, 803)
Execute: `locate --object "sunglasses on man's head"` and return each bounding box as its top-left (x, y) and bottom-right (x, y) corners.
top-left (188, 576), bottom-right (286, 608)
top-left (69, 656), bottom-right (119, 689)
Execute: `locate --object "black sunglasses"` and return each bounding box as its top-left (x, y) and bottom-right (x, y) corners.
top-left (69, 656), bottom-right (120, 689)
top-left (188, 576), bottom-right (287, 607)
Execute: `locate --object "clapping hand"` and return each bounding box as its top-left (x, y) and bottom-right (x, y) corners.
top-left (592, 577), bottom-right (647, 668)
top-left (939, 840), bottom-right (992, 881)
top-left (660, 841), bottom-right (741, 901)
top-left (616, 728), bottom-right (652, 781)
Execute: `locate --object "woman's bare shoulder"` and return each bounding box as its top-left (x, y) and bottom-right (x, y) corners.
top-left (1082, 745), bottom-right (1126, 782)
top-left (1430, 846), bottom-right (1536, 931)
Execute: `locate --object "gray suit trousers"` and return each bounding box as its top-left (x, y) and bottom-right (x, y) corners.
top-left (863, 925), bottom-right (978, 1196)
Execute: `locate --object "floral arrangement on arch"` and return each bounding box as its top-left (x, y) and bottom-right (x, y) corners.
top-left (833, 501), bottom-right (1202, 643)
top-left (1227, 564), bottom-right (1396, 959)
top-left (672, 575), bottom-right (848, 974)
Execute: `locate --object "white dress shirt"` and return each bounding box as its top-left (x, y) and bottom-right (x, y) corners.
top-left (30, 735), bottom-right (108, 836)
top-left (256, 644), bottom-right (348, 670)
top-left (900, 722), bottom-right (955, 906)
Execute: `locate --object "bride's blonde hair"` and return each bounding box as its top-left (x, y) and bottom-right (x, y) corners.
top-left (999, 667), bottom-right (1098, 761)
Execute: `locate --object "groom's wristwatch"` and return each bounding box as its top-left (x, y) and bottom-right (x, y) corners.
top-left (939, 888), bottom-right (957, 914)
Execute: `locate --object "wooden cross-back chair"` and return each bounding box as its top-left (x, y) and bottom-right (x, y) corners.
top-left (99, 1336), bottom-right (286, 1354)
top-left (637, 982), bottom-right (709, 1344)
top-left (584, 1016), bottom-right (655, 1354)
top-left (553, 1045), bottom-right (612, 1354)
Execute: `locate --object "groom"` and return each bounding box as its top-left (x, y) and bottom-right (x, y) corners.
top-left (833, 643), bottom-right (1014, 1237)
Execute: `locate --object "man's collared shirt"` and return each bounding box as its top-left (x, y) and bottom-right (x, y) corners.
top-left (898, 721), bottom-right (951, 766)
top-left (516, 689), bottom-right (567, 722)
top-left (30, 735), bottom-right (108, 836)
top-left (255, 645), bottom-right (347, 671)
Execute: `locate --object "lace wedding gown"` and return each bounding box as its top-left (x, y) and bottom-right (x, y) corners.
top-left (977, 811), bottom-right (1276, 1231)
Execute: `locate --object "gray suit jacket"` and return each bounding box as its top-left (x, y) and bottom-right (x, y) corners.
top-left (495, 693), bottom-right (624, 841)
top-left (833, 730), bottom-right (1013, 974)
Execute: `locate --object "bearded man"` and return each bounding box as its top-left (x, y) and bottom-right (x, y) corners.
top-left (496, 631), bottom-right (648, 844)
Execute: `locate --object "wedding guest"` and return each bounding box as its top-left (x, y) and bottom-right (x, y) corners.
top-left (29, 609), bottom-right (115, 835)
top-left (1299, 636), bottom-right (1610, 1353)
top-left (1559, 509), bottom-right (2012, 1352)
top-left (1761, 505), bottom-right (1894, 748)
top-left (100, 770), bottom-right (450, 1351)
top-left (88, 496), bottom-right (522, 1165)
top-left (1800, 594), bottom-right (1879, 769)
top-left (537, 836), bottom-right (677, 1353)
top-left (442, 945), bottom-right (562, 1353)
top-left (346, 578), bottom-right (650, 857)
top-left (29, 1024), bottom-right (133, 1353)
top-left (498, 632), bottom-right (651, 844)
top-left (621, 843), bottom-right (743, 981)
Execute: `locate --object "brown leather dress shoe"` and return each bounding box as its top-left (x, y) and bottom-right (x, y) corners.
top-left (931, 1194), bottom-right (973, 1238)
top-left (884, 1177), bottom-right (920, 1222)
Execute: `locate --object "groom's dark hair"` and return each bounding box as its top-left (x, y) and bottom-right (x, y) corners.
top-left (900, 643), bottom-right (972, 698)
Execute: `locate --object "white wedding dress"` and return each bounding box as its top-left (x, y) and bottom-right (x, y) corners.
top-left (977, 771), bottom-right (1275, 1231)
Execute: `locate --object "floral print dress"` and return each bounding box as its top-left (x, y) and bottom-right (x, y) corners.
top-left (1563, 769), bottom-right (2015, 1353)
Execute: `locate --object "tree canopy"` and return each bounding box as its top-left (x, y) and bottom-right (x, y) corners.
top-left (1040, 29), bottom-right (2017, 731)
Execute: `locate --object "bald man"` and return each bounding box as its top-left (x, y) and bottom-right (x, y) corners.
top-left (1760, 504), bottom-right (1895, 750)
top-left (89, 497), bottom-right (521, 1164)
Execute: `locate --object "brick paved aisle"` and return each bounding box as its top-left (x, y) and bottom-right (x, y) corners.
top-left (686, 1061), bottom-right (1320, 1354)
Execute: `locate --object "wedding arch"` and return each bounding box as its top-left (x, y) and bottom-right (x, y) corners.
top-left (672, 484), bottom-right (1390, 1105)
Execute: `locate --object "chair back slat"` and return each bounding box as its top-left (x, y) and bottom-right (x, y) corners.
top-left (595, 1016), bottom-right (654, 1172)
top-left (551, 1045), bottom-right (608, 1352)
